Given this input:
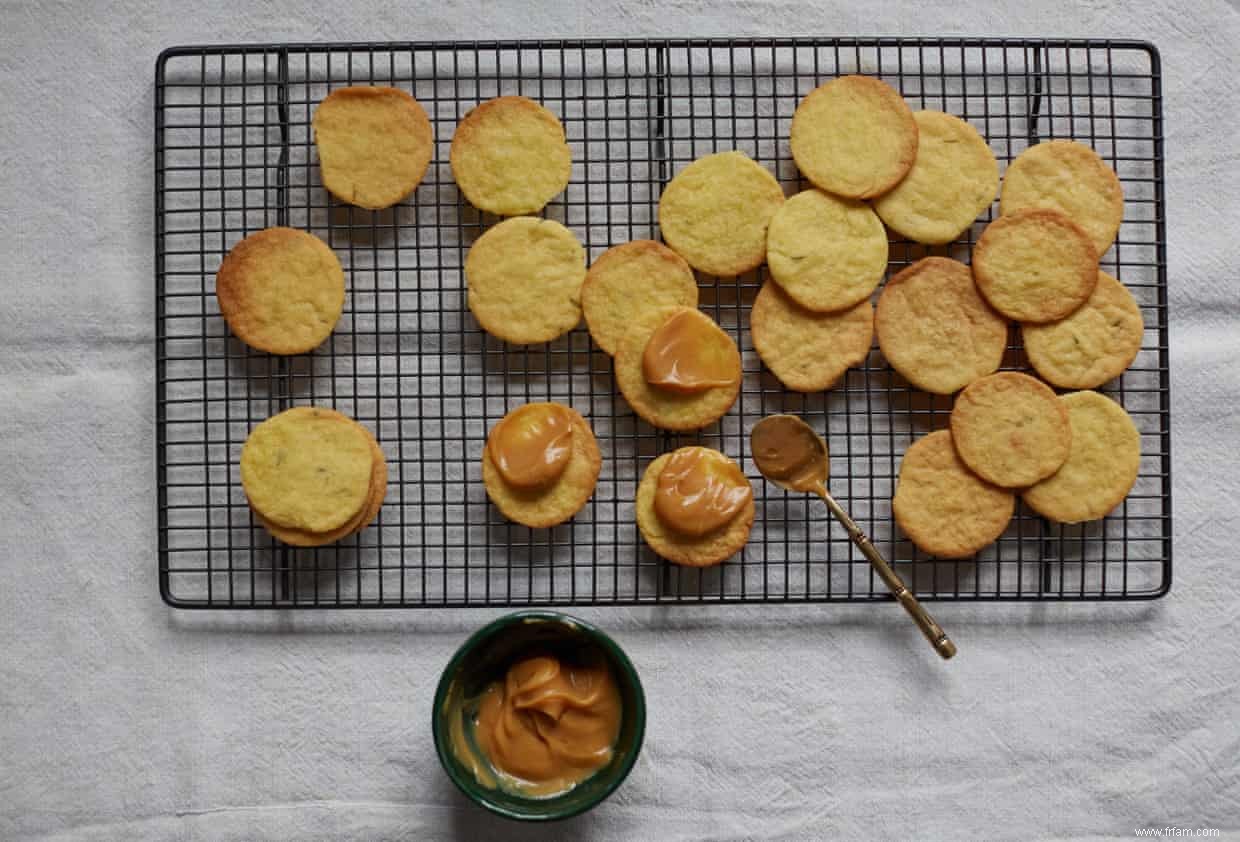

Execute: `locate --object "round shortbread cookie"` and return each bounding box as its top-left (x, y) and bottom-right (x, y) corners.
top-left (1022, 391), bottom-right (1141, 523)
top-left (875, 257), bottom-right (1008, 395)
top-left (256, 433), bottom-right (388, 546)
top-left (450, 96), bottom-right (572, 216)
top-left (750, 280), bottom-right (873, 392)
top-left (892, 430), bottom-right (1015, 559)
top-left (465, 216), bottom-right (586, 344)
top-left (216, 227), bottom-right (345, 355)
top-left (790, 75), bottom-right (918, 200)
top-left (765, 189), bottom-right (888, 313)
top-left (872, 110), bottom-right (999, 244)
top-left (658, 150), bottom-right (785, 277)
top-left (240, 407), bottom-right (374, 533)
top-left (614, 306), bottom-right (741, 431)
top-left (481, 406), bottom-right (601, 528)
top-left (312, 86), bottom-right (433, 210)
top-left (972, 209), bottom-right (1099, 323)
top-left (1000, 139), bottom-right (1124, 256)
top-left (636, 448), bottom-right (755, 568)
top-left (1022, 271), bottom-right (1144, 389)
top-left (949, 372), bottom-right (1072, 488)
top-left (581, 240), bottom-right (699, 356)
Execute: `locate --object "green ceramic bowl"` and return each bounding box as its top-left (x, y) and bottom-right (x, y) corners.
top-left (432, 611), bottom-right (646, 821)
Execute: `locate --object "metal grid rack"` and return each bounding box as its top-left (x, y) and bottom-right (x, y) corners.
top-left (155, 38), bottom-right (1171, 608)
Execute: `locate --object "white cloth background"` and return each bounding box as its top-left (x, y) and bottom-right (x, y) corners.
top-left (1, 1), bottom-right (1238, 840)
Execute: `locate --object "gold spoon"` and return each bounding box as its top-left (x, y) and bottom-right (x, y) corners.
top-left (750, 414), bottom-right (956, 660)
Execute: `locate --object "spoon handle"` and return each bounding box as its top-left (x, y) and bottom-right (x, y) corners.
top-left (814, 486), bottom-right (957, 660)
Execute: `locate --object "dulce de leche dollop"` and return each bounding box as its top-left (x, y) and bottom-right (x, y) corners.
top-left (654, 448), bottom-right (753, 536)
top-left (488, 403), bottom-right (575, 489)
top-left (641, 309), bottom-right (741, 394)
top-left (472, 653), bottom-right (622, 797)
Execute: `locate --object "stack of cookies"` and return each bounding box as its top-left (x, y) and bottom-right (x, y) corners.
top-left (239, 407), bottom-right (387, 547)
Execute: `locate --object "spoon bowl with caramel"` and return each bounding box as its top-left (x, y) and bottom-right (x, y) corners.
top-left (751, 414), bottom-right (957, 660)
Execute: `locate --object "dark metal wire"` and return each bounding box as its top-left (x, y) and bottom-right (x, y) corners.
top-left (155, 38), bottom-right (1171, 609)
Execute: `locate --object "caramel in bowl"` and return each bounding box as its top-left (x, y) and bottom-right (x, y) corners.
top-left (433, 612), bottom-right (645, 821)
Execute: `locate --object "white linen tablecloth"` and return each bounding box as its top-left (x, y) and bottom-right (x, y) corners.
top-left (1, 1), bottom-right (1238, 840)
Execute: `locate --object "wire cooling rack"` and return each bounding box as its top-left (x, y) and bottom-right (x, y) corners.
top-left (155, 38), bottom-right (1171, 608)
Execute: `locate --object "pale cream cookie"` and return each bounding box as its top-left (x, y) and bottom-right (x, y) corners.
top-left (312, 86), bottom-right (434, 210)
top-left (581, 240), bottom-right (698, 356)
top-left (215, 227), bottom-right (345, 355)
top-left (658, 150), bottom-right (785, 277)
top-left (972, 209), bottom-right (1099, 323)
top-left (875, 257), bottom-right (1008, 395)
top-left (750, 280), bottom-right (873, 392)
top-left (465, 216), bottom-right (586, 344)
top-left (892, 430), bottom-right (1015, 558)
top-left (766, 188), bottom-right (887, 313)
top-left (1022, 271), bottom-right (1144, 389)
top-left (1000, 139), bottom-right (1124, 256)
top-left (872, 110), bottom-right (999, 244)
top-left (450, 95), bottom-right (572, 216)
top-left (1022, 390), bottom-right (1141, 523)
top-left (790, 75), bottom-right (918, 199)
top-left (949, 371), bottom-right (1072, 488)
